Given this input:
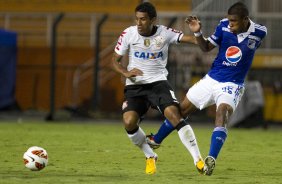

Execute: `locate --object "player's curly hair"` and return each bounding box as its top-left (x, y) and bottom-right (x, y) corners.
top-left (135, 2), bottom-right (157, 20)
top-left (228, 2), bottom-right (249, 18)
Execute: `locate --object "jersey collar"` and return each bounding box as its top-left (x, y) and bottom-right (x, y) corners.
top-left (237, 19), bottom-right (255, 43)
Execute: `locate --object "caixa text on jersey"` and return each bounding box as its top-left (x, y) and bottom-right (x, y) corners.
top-left (134, 51), bottom-right (163, 60)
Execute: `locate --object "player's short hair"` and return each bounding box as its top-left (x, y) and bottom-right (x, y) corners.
top-left (228, 2), bottom-right (249, 18)
top-left (135, 2), bottom-right (157, 20)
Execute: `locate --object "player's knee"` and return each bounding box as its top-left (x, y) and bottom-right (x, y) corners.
top-left (180, 98), bottom-right (196, 117)
top-left (123, 112), bottom-right (139, 130)
top-left (123, 118), bottom-right (137, 130)
top-left (216, 104), bottom-right (233, 126)
top-left (164, 107), bottom-right (182, 126)
top-left (217, 103), bottom-right (233, 114)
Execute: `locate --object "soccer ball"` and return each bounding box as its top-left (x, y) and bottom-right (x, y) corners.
top-left (23, 146), bottom-right (48, 171)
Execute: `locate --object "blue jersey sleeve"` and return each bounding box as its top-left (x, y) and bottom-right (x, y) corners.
top-left (208, 19), bottom-right (227, 47)
top-left (255, 24), bottom-right (267, 48)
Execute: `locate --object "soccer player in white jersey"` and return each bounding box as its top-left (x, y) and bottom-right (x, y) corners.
top-left (146, 2), bottom-right (267, 175)
top-left (111, 2), bottom-right (204, 174)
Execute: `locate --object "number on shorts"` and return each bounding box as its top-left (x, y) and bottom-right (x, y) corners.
top-left (222, 86), bottom-right (233, 94)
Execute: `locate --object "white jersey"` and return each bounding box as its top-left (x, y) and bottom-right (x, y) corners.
top-left (115, 25), bottom-right (183, 85)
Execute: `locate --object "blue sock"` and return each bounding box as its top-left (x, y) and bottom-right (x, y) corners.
top-left (153, 119), bottom-right (175, 144)
top-left (208, 127), bottom-right (227, 159)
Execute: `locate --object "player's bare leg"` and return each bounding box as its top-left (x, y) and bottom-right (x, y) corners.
top-left (180, 97), bottom-right (198, 117)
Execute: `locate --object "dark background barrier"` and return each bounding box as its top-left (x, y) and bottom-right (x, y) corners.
top-left (0, 29), bottom-right (18, 110)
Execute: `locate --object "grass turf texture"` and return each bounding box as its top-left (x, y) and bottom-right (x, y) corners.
top-left (0, 120), bottom-right (281, 184)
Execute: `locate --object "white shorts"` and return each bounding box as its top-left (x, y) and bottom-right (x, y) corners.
top-left (187, 75), bottom-right (245, 111)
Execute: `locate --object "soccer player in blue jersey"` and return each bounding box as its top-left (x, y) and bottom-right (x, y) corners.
top-left (146, 2), bottom-right (267, 175)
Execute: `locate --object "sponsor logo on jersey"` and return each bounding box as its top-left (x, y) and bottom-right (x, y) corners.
top-left (134, 51), bottom-right (163, 60)
top-left (247, 39), bottom-right (256, 49)
top-left (225, 46), bottom-right (242, 63)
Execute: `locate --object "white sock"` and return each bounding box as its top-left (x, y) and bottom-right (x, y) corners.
top-left (177, 125), bottom-right (202, 165)
top-left (127, 127), bottom-right (155, 158)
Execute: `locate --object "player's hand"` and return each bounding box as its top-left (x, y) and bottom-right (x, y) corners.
top-left (185, 16), bottom-right (201, 33)
top-left (124, 68), bottom-right (143, 78)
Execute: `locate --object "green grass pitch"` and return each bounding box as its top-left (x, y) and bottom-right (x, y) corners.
top-left (0, 120), bottom-right (281, 184)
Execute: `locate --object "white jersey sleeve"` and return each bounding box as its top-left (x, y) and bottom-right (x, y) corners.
top-left (164, 26), bottom-right (183, 44)
top-left (114, 27), bottom-right (130, 56)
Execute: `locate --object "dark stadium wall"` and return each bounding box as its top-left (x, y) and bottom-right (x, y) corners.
top-left (16, 47), bottom-right (93, 110)
top-left (0, 0), bottom-right (191, 13)
top-left (0, 29), bottom-right (18, 110)
top-left (15, 46), bottom-right (124, 112)
top-left (0, 0), bottom-right (139, 14)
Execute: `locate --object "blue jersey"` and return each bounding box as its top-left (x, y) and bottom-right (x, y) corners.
top-left (207, 18), bottom-right (267, 84)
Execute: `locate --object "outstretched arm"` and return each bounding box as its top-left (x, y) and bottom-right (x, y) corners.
top-left (179, 34), bottom-right (197, 44)
top-left (111, 52), bottom-right (143, 78)
top-left (185, 16), bottom-right (215, 52)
